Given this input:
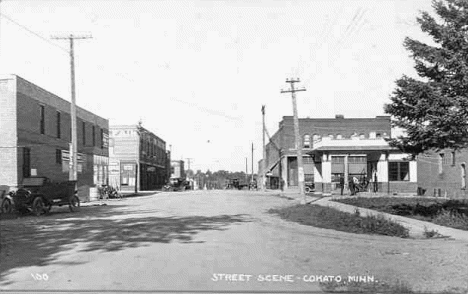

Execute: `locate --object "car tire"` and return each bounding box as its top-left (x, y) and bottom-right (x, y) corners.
top-left (1, 198), bottom-right (12, 214)
top-left (32, 197), bottom-right (46, 216)
top-left (69, 195), bottom-right (80, 212)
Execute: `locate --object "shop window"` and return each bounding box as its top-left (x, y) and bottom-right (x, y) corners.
top-left (303, 135), bottom-right (311, 148)
top-left (388, 162), bottom-right (409, 181)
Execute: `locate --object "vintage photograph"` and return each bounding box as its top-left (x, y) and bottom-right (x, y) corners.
top-left (1, 0), bottom-right (468, 293)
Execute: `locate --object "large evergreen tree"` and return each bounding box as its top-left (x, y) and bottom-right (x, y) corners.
top-left (384, 0), bottom-right (468, 155)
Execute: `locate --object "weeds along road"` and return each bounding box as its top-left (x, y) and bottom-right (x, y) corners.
top-left (0, 190), bottom-right (467, 293)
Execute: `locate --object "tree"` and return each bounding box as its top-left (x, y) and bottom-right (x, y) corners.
top-left (384, 0), bottom-right (468, 156)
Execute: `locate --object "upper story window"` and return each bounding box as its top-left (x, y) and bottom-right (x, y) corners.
top-left (40, 105), bottom-right (45, 134)
top-left (92, 126), bottom-right (96, 146)
top-left (101, 129), bottom-right (104, 149)
top-left (56, 111), bottom-right (61, 139)
top-left (303, 135), bottom-right (311, 148)
top-left (312, 134), bottom-right (320, 142)
top-left (359, 133), bottom-right (365, 139)
top-left (376, 133), bottom-right (382, 138)
top-left (82, 121), bottom-right (86, 146)
top-left (369, 132), bottom-right (376, 139)
top-left (328, 134), bottom-right (334, 139)
top-left (336, 134), bottom-right (343, 139)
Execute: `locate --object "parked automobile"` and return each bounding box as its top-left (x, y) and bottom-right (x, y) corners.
top-left (0, 185), bottom-right (14, 213)
top-left (7, 177), bottom-right (80, 216)
top-left (163, 178), bottom-right (191, 191)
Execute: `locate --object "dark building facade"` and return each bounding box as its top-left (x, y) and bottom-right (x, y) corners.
top-left (109, 124), bottom-right (169, 192)
top-left (262, 115), bottom-right (417, 194)
top-left (0, 75), bottom-right (109, 200)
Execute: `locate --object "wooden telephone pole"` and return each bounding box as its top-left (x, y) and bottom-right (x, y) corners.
top-left (51, 33), bottom-right (92, 181)
top-left (281, 78), bottom-right (306, 204)
top-left (261, 105), bottom-right (266, 191)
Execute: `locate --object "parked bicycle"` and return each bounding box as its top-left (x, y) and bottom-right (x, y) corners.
top-left (98, 185), bottom-right (123, 200)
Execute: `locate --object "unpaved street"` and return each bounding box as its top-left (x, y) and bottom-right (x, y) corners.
top-left (1, 190), bottom-right (468, 293)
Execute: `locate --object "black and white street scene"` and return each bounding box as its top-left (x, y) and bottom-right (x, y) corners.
top-left (2, 0), bottom-right (468, 293)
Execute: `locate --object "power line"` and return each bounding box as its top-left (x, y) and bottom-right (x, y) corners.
top-left (0, 12), bottom-right (68, 53)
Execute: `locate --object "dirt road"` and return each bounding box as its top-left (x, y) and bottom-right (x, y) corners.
top-left (1, 190), bottom-right (467, 293)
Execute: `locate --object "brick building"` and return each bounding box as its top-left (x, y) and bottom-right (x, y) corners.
top-left (262, 115), bottom-right (417, 194)
top-left (108, 124), bottom-right (169, 192)
top-left (416, 149), bottom-right (468, 199)
top-left (0, 74), bottom-right (109, 199)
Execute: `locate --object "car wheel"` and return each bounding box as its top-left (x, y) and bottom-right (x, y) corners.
top-left (32, 197), bottom-right (46, 216)
top-left (69, 195), bottom-right (80, 212)
top-left (1, 198), bottom-right (12, 214)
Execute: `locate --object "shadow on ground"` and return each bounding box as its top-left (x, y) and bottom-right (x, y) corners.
top-left (0, 204), bottom-right (251, 281)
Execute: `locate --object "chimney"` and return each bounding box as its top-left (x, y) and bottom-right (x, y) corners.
top-left (335, 114), bottom-right (344, 119)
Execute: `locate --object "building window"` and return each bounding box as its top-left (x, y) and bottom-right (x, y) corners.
top-left (359, 133), bottom-right (365, 139)
top-left (461, 163), bottom-right (466, 189)
top-left (331, 156), bottom-right (345, 164)
top-left (100, 129), bottom-right (104, 149)
top-left (56, 111), bottom-right (61, 138)
top-left (92, 126), bottom-right (96, 146)
top-left (369, 132), bottom-right (376, 139)
top-left (303, 156), bottom-right (314, 164)
top-left (389, 162), bottom-right (409, 181)
top-left (22, 147), bottom-right (31, 178)
top-left (40, 105), bottom-right (45, 134)
top-left (336, 134), bottom-right (343, 139)
top-left (303, 135), bottom-right (311, 148)
top-left (56, 149), bottom-right (62, 164)
top-left (312, 134), bottom-right (320, 142)
top-left (376, 133), bottom-right (382, 138)
top-left (452, 151), bottom-right (456, 166)
top-left (82, 121), bottom-right (86, 146)
top-left (439, 153), bottom-right (444, 174)
top-left (328, 134), bottom-right (334, 139)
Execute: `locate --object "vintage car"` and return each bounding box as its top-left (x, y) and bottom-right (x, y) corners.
top-left (0, 185), bottom-right (13, 213)
top-left (6, 177), bottom-right (80, 216)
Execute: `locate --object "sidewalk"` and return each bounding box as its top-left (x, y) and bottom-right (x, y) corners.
top-left (278, 191), bottom-right (468, 241)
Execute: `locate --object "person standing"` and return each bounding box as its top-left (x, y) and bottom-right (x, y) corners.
top-left (349, 177), bottom-right (355, 196)
top-left (339, 175), bottom-right (345, 195)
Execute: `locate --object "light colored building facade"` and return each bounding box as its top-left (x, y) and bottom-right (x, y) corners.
top-left (109, 125), bottom-right (168, 192)
top-left (170, 160), bottom-right (185, 179)
top-left (0, 75), bottom-right (109, 200)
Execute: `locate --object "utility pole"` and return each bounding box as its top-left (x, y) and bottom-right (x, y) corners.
top-left (281, 78), bottom-right (307, 204)
top-left (261, 105), bottom-right (266, 191)
top-left (51, 33), bottom-right (92, 182)
top-left (251, 143), bottom-right (254, 184)
top-left (245, 157), bottom-right (248, 182)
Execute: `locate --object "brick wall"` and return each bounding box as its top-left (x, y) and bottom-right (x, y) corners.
top-left (0, 77), bottom-right (18, 186)
top-left (417, 149), bottom-right (468, 199)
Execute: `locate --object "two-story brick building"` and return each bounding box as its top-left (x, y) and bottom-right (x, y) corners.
top-left (108, 124), bottom-right (169, 192)
top-left (262, 115), bottom-right (417, 194)
top-left (0, 74), bottom-right (109, 200)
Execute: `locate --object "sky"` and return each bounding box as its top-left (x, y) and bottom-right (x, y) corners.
top-left (0, 0), bottom-right (436, 173)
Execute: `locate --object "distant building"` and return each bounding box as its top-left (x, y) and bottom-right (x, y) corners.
top-left (170, 160), bottom-right (185, 179)
top-left (109, 124), bottom-right (169, 192)
top-left (0, 75), bottom-right (109, 200)
top-left (262, 115), bottom-right (417, 194)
